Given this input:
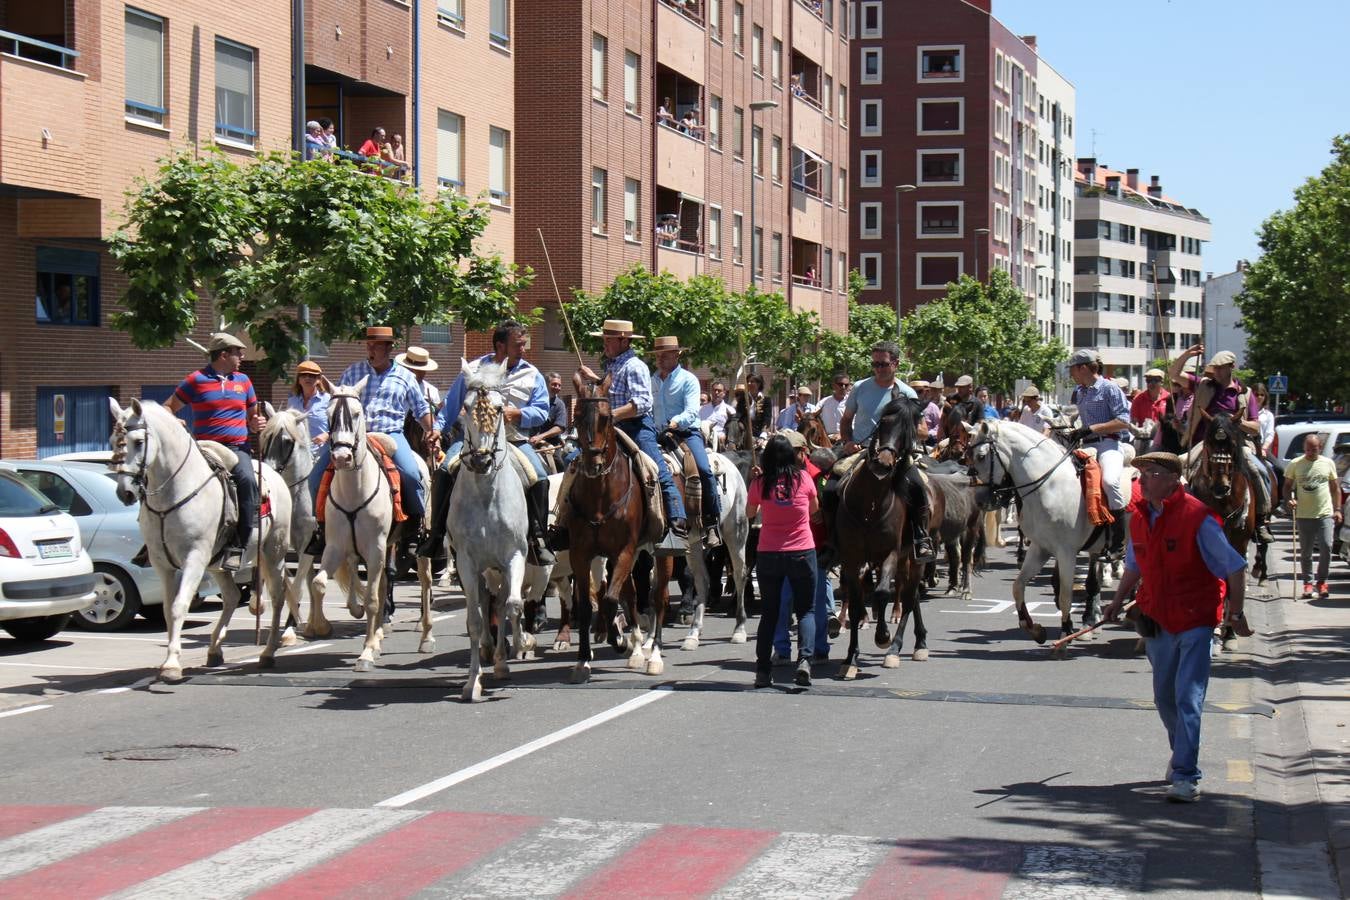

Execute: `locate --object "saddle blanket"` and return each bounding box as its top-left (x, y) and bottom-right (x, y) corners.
top-left (196, 441), bottom-right (271, 531)
top-left (315, 434), bottom-right (407, 524)
top-left (613, 428), bottom-right (665, 544)
top-left (1073, 449), bottom-right (1115, 526)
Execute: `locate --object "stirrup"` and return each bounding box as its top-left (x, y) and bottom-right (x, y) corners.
top-left (530, 538), bottom-right (556, 567)
top-left (702, 522), bottom-right (723, 549)
top-left (545, 525), bottom-right (570, 552)
top-left (911, 536), bottom-right (936, 564)
top-left (416, 531), bottom-right (444, 558)
top-left (221, 545), bottom-right (246, 572)
top-left (304, 529), bottom-right (325, 557)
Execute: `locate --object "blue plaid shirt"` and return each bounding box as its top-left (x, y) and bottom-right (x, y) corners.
top-left (603, 348), bottom-right (652, 418)
top-left (339, 360), bottom-right (430, 434)
top-left (1071, 374), bottom-right (1129, 443)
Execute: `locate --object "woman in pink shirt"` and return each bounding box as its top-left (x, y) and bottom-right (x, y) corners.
top-left (747, 434), bottom-right (820, 688)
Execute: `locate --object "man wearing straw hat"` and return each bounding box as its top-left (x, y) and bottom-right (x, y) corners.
top-left (396, 345), bottom-right (442, 417)
top-left (652, 335), bottom-right (721, 547)
top-left (1014, 385), bottom-right (1053, 436)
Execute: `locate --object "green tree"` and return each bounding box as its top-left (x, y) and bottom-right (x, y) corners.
top-left (900, 270), bottom-right (1064, 391)
top-left (110, 149), bottom-right (532, 377)
top-left (1237, 134), bottom-right (1350, 405)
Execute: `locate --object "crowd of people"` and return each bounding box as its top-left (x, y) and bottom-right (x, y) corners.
top-left (304, 120), bottom-right (408, 178)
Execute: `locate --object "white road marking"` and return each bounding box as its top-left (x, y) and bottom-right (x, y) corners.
top-left (0, 806), bottom-right (200, 878)
top-left (106, 807), bottom-right (424, 900)
top-left (449, 817), bottom-right (656, 897)
top-left (1003, 845), bottom-right (1145, 898)
top-left (713, 832), bottom-right (890, 899)
top-left (232, 641), bottom-right (333, 666)
top-left (0, 662), bottom-right (107, 671)
top-left (376, 688), bottom-right (674, 808)
top-left (0, 704), bottom-right (52, 719)
top-left (432, 613), bottom-right (457, 622)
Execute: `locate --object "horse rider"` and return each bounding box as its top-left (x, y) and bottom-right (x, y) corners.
top-left (549, 319), bottom-right (688, 546)
top-left (651, 335), bottom-right (722, 548)
top-left (530, 371), bottom-right (569, 450)
top-left (745, 373), bottom-right (774, 440)
top-left (776, 385), bottom-right (816, 432)
top-left (305, 326), bottom-right (435, 556)
top-left (396, 345), bottom-right (442, 417)
top-left (156, 332), bottom-right (264, 572)
top-left (1065, 348), bottom-right (1132, 560)
top-left (1168, 344), bottom-right (1275, 543)
top-left (917, 381), bottom-right (941, 447)
top-left (831, 340), bottom-right (935, 563)
top-left (419, 320), bottom-right (556, 565)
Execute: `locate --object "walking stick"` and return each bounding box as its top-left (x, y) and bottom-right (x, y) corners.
top-left (1050, 600), bottom-right (1136, 651)
top-left (1289, 511), bottom-right (1301, 601)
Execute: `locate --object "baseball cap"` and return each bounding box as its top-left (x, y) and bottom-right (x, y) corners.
top-left (1067, 349), bottom-right (1099, 367)
top-left (782, 430), bottom-right (808, 450)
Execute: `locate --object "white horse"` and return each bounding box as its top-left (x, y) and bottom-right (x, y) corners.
top-left (964, 419), bottom-right (1112, 648)
top-left (681, 454), bottom-right (751, 650)
top-left (446, 359), bottom-right (534, 702)
top-left (309, 379), bottom-right (395, 672)
top-left (109, 399), bottom-right (293, 681)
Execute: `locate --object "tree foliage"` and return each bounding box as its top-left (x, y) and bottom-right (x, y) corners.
top-left (1237, 134), bottom-right (1350, 404)
top-left (900, 270), bottom-right (1064, 391)
top-left (110, 149), bottom-right (533, 377)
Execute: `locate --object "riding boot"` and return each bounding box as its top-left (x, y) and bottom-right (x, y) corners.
top-left (416, 466), bottom-right (454, 558)
top-left (545, 468), bottom-right (575, 551)
top-left (525, 479), bottom-right (557, 566)
top-left (304, 525), bottom-right (325, 558)
top-left (1107, 512), bottom-right (1129, 562)
top-left (905, 468), bottom-right (936, 563)
top-left (701, 491), bottom-right (723, 549)
top-left (131, 545), bottom-right (150, 567)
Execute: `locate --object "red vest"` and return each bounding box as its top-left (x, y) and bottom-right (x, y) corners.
top-left (1129, 486), bottom-right (1226, 634)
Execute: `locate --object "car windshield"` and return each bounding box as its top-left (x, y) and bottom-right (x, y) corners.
top-left (0, 472), bottom-right (61, 517)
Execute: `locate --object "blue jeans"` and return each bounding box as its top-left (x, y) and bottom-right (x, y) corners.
top-left (440, 438), bottom-right (546, 479)
top-left (755, 549), bottom-right (817, 669)
top-left (775, 564), bottom-right (833, 658)
top-left (1145, 624), bottom-right (1213, 785)
top-left (310, 431), bottom-right (426, 519)
top-left (671, 427), bottom-right (721, 521)
top-left (618, 417), bottom-right (686, 521)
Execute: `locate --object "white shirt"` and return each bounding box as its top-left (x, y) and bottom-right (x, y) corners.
top-left (1018, 404), bottom-right (1055, 435)
top-left (699, 400), bottom-right (734, 436)
top-left (817, 394), bottom-right (847, 434)
top-left (1258, 408), bottom-right (1275, 451)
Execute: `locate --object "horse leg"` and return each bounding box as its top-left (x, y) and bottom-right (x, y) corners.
top-left (1013, 545), bottom-right (1051, 644)
top-left (729, 530), bottom-right (750, 644)
top-left (648, 556), bottom-right (673, 675)
top-left (872, 556), bottom-right (895, 650)
top-left (458, 554), bottom-right (485, 701)
top-left (571, 552), bottom-right (593, 683)
top-left (164, 557), bottom-right (207, 679)
top-left (553, 574), bottom-right (573, 652)
top-left (904, 567), bottom-right (929, 662)
top-left (960, 531), bottom-right (974, 601)
top-left (500, 554), bottom-right (528, 675)
top-left (883, 575), bottom-right (905, 669)
top-left (1078, 557), bottom-right (1102, 646)
top-left (206, 572), bottom-right (242, 671)
top-left (353, 541), bottom-right (387, 673)
top-left (944, 543), bottom-right (958, 594)
top-left (258, 539), bottom-right (291, 668)
top-left (297, 552), bottom-right (331, 639)
top-left (841, 566), bottom-right (863, 680)
top-left (682, 544), bottom-right (709, 651)
top-left (1049, 551), bottom-right (1079, 656)
top-left (607, 547), bottom-right (646, 669)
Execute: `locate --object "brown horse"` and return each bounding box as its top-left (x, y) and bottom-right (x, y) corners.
top-left (829, 397), bottom-right (926, 678)
top-left (565, 372), bottom-right (673, 682)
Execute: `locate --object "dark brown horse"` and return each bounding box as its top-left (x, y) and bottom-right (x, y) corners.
top-left (565, 372), bottom-right (674, 682)
top-left (829, 397), bottom-right (926, 678)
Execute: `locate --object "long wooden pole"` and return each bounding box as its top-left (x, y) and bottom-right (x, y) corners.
top-left (536, 228), bottom-right (586, 373)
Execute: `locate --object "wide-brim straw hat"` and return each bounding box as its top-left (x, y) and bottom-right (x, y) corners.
top-left (395, 345), bottom-right (439, 372)
top-left (589, 319), bottom-right (645, 339)
top-left (1021, 385), bottom-right (1041, 398)
top-left (364, 326), bottom-right (396, 342)
top-left (648, 335), bottom-right (687, 354)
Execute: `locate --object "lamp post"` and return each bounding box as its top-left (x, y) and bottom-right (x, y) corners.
top-left (973, 227), bottom-right (990, 282)
top-left (748, 99), bottom-right (779, 289)
top-left (893, 183), bottom-right (916, 338)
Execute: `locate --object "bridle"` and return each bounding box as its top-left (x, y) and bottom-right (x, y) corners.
top-left (260, 419), bottom-right (311, 491)
top-left (462, 387), bottom-right (505, 475)
top-left (327, 393), bottom-right (367, 468)
top-left (966, 424), bottom-right (1076, 510)
top-left (574, 396), bottom-right (619, 478)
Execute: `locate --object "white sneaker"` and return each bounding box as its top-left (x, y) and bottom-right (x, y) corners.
top-left (1167, 780), bottom-right (1200, 803)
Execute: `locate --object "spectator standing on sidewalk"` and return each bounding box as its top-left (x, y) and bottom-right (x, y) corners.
top-left (1283, 433), bottom-right (1342, 600)
top-left (1104, 451), bottom-right (1252, 803)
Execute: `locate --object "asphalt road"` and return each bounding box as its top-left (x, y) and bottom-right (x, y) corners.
top-left (0, 521), bottom-right (1323, 898)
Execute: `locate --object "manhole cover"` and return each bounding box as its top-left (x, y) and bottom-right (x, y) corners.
top-left (101, 744), bottom-right (238, 762)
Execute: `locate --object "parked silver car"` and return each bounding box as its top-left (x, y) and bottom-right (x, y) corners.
top-left (0, 460), bottom-right (217, 630)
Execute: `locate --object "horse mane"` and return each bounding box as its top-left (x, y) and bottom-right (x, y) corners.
top-left (875, 396), bottom-right (921, 492)
top-left (261, 408), bottom-right (307, 450)
top-left (464, 359), bottom-right (507, 394)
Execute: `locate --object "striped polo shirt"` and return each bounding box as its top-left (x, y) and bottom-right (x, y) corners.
top-left (174, 367), bottom-right (257, 447)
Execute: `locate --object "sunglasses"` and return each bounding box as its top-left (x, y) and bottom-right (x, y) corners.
top-left (871, 361), bottom-right (893, 369)
top-left (834, 382), bottom-right (850, 388)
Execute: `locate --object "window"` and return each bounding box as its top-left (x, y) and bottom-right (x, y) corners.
top-left (860, 150), bottom-right (880, 186)
top-left (917, 149), bottom-right (961, 185)
top-left (918, 201), bottom-right (962, 237)
top-left (823, 248), bottom-right (833, 289)
top-left (733, 106), bottom-right (744, 157)
top-left (917, 253), bottom-right (962, 288)
top-left (624, 178), bottom-right (639, 241)
top-left (993, 101), bottom-right (1004, 140)
top-left (591, 34), bottom-right (608, 101)
top-left (125, 9), bottom-right (165, 126)
top-left (437, 0), bottom-right (464, 29)
top-left (751, 125), bottom-right (763, 175)
top-left (709, 0), bottom-right (721, 40)
top-left (708, 95), bottom-right (722, 149)
top-left (918, 98), bottom-right (962, 134)
top-left (838, 85), bottom-right (847, 124)
top-left (752, 25), bottom-right (763, 73)
top-left (838, 166), bottom-right (847, 208)
top-left (733, 212), bottom-right (743, 263)
top-left (772, 38), bottom-right (782, 84)
top-left (771, 136), bottom-right (782, 182)
top-left (709, 206), bottom-right (722, 258)
top-left (591, 168), bottom-right (607, 233)
top-left (860, 253), bottom-right (881, 289)
top-left (623, 50), bottom-right (639, 114)
top-left (489, 0), bottom-right (510, 47)
top-left (733, 2), bottom-right (744, 52)
top-left (771, 232), bottom-right (783, 281)
top-left (994, 49), bottom-right (1004, 88)
top-left (860, 1), bottom-right (881, 36)
top-left (489, 126), bottom-right (510, 203)
top-left (214, 39), bottom-right (255, 145)
top-left (860, 99), bottom-right (881, 135)
top-left (861, 48), bottom-right (881, 83)
top-left (35, 248), bottom-right (99, 326)
top-left (823, 74), bottom-right (833, 116)
top-left (436, 109), bottom-right (463, 191)
top-left (753, 227), bottom-right (763, 277)
top-left (919, 45), bottom-right (963, 81)
top-left (860, 202), bottom-right (881, 239)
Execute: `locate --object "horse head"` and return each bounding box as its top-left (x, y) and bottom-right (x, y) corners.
top-left (260, 405), bottom-right (312, 482)
top-left (867, 396), bottom-right (919, 486)
top-left (964, 419), bottom-right (1011, 510)
top-left (572, 371), bottom-right (615, 477)
top-left (327, 377), bottom-right (369, 470)
top-left (461, 358), bottom-right (508, 474)
top-left (108, 398), bottom-right (187, 506)
top-left (799, 408), bottom-right (831, 450)
top-left (1203, 413), bottom-right (1238, 499)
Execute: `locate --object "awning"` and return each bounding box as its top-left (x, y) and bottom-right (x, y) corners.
top-left (678, 191), bottom-right (704, 205)
top-left (795, 145), bottom-right (824, 164)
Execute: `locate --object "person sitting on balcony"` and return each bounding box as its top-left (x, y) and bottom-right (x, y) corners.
top-left (656, 214), bottom-right (680, 248)
top-left (680, 109), bottom-right (702, 138)
top-left (304, 121), bottom-right (326, 160)
top-left (803, 264), bottom-right (818, 286)
top-left (318, 118), bottom-right (338, 152)
top-left (658, 98), bottom-right (677, 129)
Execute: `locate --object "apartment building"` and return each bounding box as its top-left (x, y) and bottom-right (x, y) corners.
top-left (514, 0), bottom-right (852, 377)
top-left (848, 0), bottom-right (1074, 329)
top-left (0, 1), bottom-right (514, 456)
top-left (1202, 261), bottom-right (1250, 367)
top-left (1073, 160), bottom-right (1211, 386)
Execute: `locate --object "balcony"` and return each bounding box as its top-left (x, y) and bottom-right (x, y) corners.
top-left (656, 0), bottom-right (705, 81)
top-left (791, 94), bottom-right (824, 157)
top-left (306, 0), bottom-right (411, 94)
top-left (0, 37), bottom-right (96, 198)
top-left (790, 237), bottom-right (823, 314)
top-left (791, 7), bottom-right (824, 65)
top-left (656, 121), bottom-right (704, 198)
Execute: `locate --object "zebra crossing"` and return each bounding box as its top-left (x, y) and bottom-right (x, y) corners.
top-left (0, 804), bottom-right (1147, 899)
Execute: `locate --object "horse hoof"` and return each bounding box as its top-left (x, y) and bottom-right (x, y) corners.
top-left (681, 636), bottom-right (699, 651)
top-left (1030, 623), bottom-right (1047, 645)
top-left (679, 612), bottom-right (692, 626)
top-left (626, 652), bottom-right (646, 671)
top-left (493, 665), bottom-right (510, 680)
top-left (305, 621), bottom-right (333, 640)
top-left (570, 665), bottom-right (591, 684)
top-left (461, 678), bottom-right (483, 703)
top-left (347, 599), bottom-right (365, 620)
top-left (730, 629), bottom-right (747, 644)
top-left (522, 633), bottom-right (538, 652)
top-left (353, 658), bottom-right (373, 673)
top-left (912, 648), bottom-right (929, 662)
top-left (418, 638), bottom-right (435, 654)
top-left (160, 666), bottom-right (184, 683)
top-left (553, 640), bottom-right (571, 652)
top-left (827, 616), bottom-right (842, 639)
top-left (646, 658), bottom-right (665, 676)
top-left (279, 629), bottom-right (299, 648)
top-left (873, 630), bottom-right (891, 650)
top-left (882, 654), bottom-right (901, 669)
top-left (961, 591), bottom-right (973, 602)
top-left (205, 651), bottom-right (223, 668)
top-left (1221, 638), bottom-right (1237, 653)
top-left (842, 664), bottom-right (859, 681)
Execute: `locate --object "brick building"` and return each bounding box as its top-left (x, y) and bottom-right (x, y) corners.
top-left (848, 0), bottom-right (1074, 331)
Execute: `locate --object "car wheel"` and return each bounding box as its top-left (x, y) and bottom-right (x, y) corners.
top-left (76, 565), bottom-right (142, 632)
top-left (3, 614), bottom-right (73, 642)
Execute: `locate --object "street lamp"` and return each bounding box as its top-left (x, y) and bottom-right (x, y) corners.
top-left (973, 227), bottom-right (990, 281)
top-left (893, 183), bottom-right (916, 338)
top-left (748, 99), bottom-right (779, 289)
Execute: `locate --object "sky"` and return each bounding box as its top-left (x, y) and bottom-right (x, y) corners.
top-left (996, 0), bottom-right (1348, 275)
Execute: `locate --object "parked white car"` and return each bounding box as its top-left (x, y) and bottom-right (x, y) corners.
top-left (0, 471), bottom-right (96, 641)
top-left (1271, 415), bottom-right (1350, 475)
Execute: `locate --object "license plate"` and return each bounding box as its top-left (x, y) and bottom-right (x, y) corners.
top-left (37, 540), bottom-right (73, 560)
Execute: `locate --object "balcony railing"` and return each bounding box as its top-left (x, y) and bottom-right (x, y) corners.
top-left (0, 29), bottom-right (79, 70)
top-left (658, 0), bottom-right (704, 26)
top-left (658, 115), bottom-right (706, 143)
top-left (795, 0), bottom-right (824, 20)
top-left (791, 273), bottom-right (822, 288)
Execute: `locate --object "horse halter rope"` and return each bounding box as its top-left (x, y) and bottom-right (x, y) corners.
top-left (574, 396), bottom-right (619, 478)
top-left (966, 426), bottom-right (1076, 510)
top-left (463, 388), bottom-right (505, 474)
top-left (327, 394), bottom-right (367, 467)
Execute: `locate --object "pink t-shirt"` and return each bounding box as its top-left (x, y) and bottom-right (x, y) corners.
top-left (748, 471), bottom-right (817, 552)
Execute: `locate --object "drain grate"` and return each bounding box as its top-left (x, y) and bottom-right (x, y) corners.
top-left (101, 744), bottom-right (238, 762)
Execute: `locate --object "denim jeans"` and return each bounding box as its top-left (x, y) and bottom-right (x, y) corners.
top-left (228, 445), bottom-right (259, 546)
top-left (775, 564), bottom-right (833, 658)
top-left (1145, 624), bottom-right (1213, 785)
top-left (1296, 516), bottom-right (1334, 584)
top-left (671, 427), bottom-right (721, 520)
top-left (618, 417), bottom-right (686, 520)
top-left (309, 431), bottom-right (427, 518)
top-left (756, 549), bottom-right (817, 670)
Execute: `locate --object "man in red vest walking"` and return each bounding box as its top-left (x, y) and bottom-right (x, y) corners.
top-left (1104, 451), bottom-right (1253, 803)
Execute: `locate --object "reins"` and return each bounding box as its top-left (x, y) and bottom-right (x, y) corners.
top-left (968, 425), bottom-right (1077, 508)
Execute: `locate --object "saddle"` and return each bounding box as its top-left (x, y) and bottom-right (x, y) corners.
top-left (661, 437), bottom-right (724, 518)
top-left (315, 434), bottom-right (407, 524)
top-left (1071, 449), bottom-right (1115, 526)
top-left (612, 428), bottom-right (665, 544)
top-left (196, 441), bottom-right (272, 535)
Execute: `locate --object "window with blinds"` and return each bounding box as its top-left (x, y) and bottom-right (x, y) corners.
top-left (489, 0), bottom-right (509, 47)
top-left (214, 39), bottom-right (256, 145)
top-left (436, 110), bottom-right (463, 191)
top-left (125, 9), bottom-right (165, 125)
top-left (623, 51), bottom-right (639, 115)
top-left (591, 34), bottom-right (607, 101)
top-left (489, 126), bottom-right (510, 203)
top-left (624, 178), bottom-right (639, 241)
